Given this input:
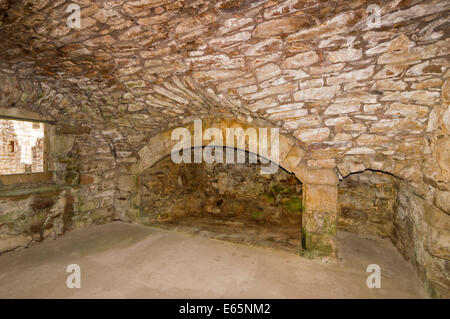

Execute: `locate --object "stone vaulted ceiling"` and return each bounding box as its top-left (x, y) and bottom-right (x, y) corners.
top-left (0, 0), bottom-right (449, 196)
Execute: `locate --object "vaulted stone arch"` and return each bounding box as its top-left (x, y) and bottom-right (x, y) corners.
top-left (121, 117), bottom-right (340, 258)
top-left (132, 117), bottom-right (306, 175)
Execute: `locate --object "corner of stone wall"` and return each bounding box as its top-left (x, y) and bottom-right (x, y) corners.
top-left (392, 180), bottom-right (449, 298)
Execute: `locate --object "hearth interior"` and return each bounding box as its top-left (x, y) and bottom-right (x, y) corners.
top-left (140, 147), bottom-right (303, 253)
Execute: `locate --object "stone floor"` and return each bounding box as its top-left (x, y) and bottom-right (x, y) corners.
top-left (151, 215), bottom-right (303, 254)
top-left (0, 222), bottom-right (428, 298)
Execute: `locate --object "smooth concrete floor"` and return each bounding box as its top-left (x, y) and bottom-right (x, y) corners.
top-left (0, 222), bottom-right (428, 298)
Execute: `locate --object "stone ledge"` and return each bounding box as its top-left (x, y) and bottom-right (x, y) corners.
top-left (0, 184), bottom-right (73, 198)
top-left (0, 171), bottom-right (54, 187)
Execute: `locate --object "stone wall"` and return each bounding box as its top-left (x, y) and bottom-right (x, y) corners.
top-left (338, 170), bottom-right (395, 237)
top-left (55, 122), bottom-right (120, 228)
top-left (139, 148), bottom-right (303, 252)
top-left (31, 137), bottom-right (45, 172)
top-left (392, 181), bottom-right (449, 299)
top-left (338, 170), bottom-right (449, 298)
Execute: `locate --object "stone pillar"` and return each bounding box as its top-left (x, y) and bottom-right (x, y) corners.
top-left (294, 166), bottom-right (339, 259)
top-left (302, 183), bottom-right (338, 258)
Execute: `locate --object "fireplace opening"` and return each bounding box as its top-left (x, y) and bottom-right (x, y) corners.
top-left (140, 147), bottom-right (303, 253)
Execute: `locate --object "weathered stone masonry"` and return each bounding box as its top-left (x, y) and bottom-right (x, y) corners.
top-left (338, 170), bottom-right (449, 297)
top-left (0, 0), bottom-right (448, 297)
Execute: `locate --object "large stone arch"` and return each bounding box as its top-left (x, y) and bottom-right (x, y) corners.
top-left (132, 117), bottom-right (305, 175)
top-left (124, 117), bottom-right (340, 258)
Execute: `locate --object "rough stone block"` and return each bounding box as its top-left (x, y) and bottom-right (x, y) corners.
top-left (255, 63), bottom-right (281, 82)
top-left (282, 146), bottom-right (306, 172)
top-left (303, 184), bottom-right (338, 212)
top-left (118, 175), bottom-right (138, 192)
top-left (306, 168), bottom-right (339, 186)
